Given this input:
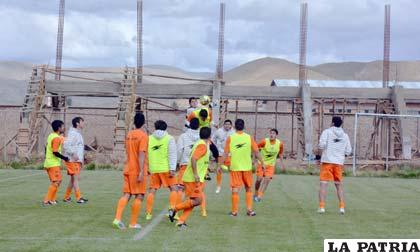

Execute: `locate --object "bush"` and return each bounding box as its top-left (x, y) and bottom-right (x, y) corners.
top-left (85, 163), bottom-right (96, 171)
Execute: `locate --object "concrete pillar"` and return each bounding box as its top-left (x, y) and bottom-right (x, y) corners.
top-left (212, 81), bottom-right (222, 128)
top-left (391, 85), bottom-right (412, 159)
top-left (301, 84), bottom-right (314, 159)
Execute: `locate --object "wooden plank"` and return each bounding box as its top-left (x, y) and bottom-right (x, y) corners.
top-left (45, 80), bottom-right (420, 101)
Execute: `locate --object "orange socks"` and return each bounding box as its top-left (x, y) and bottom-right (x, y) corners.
top-left (169, 191), bottom-right (177, 209)
top-left (178, 207), bottom-right (193, 223)
top-left (51, 187), bottom-right (58, 202)
top-left (231, 192), bottom-right (239, 213)
top-left (318, 201), bottom-right (344, 209)
top-left (201, 192), bottom-right (206, 211)
top-left (246, 191), bottom-right (253, 211)
top-left (75, 189), bottom-right (81, 200)
top-left (44, 184), bottom-right (58, 203)
top-left (64, 187), bottom-right (72, 200)
top-left (146, 193), bottom-right (154, 214)
top-left (115, 197), bottom-right (128, 221)
top-left (216, 172), bottom-right (222, 187)
top-left (130, 198), bottom-right (142, 225)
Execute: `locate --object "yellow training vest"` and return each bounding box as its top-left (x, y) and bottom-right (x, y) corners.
top-left (193, 108), bottom-right (211, 128)
top-left (260, 138), bottom-right (281, 166)
top-left (183, 140), bottom-right (210, 183)
top-left (229, 133), bottom-right (252, 171)
top-left (44, 132), bottom-right (62, 168)
top-left (148, 134), bottom-right (171, 173)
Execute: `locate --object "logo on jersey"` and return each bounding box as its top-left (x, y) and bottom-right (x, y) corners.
top-left (235, 143), bottom-right (246, 149)
top-left (152, 144), bottom-right (163, 151)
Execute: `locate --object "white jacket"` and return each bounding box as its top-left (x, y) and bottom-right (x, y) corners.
top-left (319, 127), bottom-right (352, 165)
top-left (211, 128), bottom-right (234, 155)
top-left (177, 129), bottom-right (200, 165)
top-left (152, 130), bottom-right (177, 171)
top-left (63, 127), bottom-right (84, 163)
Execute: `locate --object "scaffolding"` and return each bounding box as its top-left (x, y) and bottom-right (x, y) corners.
top-left (2, 1), bottom-right (418, 171)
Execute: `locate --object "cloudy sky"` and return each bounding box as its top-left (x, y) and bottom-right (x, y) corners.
top-left (1, 0), bottom-right (419, 72)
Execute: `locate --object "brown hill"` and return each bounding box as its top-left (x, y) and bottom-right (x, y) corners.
top-left (312, 60), bottom-right (420, 81)
top-left (224, 57), bottom-right (332, 86)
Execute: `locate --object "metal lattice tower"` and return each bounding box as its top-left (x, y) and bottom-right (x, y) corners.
top-left (137, 0), bottom-right (143, 84)
top-left (216, 2), bottom-right (225, 81)
top-left (299, 2), bottom-right (308, 87)
top-left (55, 0), bottom-right (65, 81)
top-left (382, 4), bottom-right (391, 88)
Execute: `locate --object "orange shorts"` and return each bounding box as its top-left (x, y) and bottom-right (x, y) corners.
top-left (123, 174), bottom-right (147, 195)
top-left (230, 170), bottom-right (253, 188)
top-left (256, 164), bottom-right (275, 178)
top-left (150, 172), bottom-right (176, 189)
top-left (65, 162), bottom-right (81, 175)
top-left (184, 182), bottom-right (204, 198)
top-left (320, 163), bottom-right (343, 182)
top-left (45, 166), bottom-right (62, 182)
top-left (177, 165), bottom-right (187, 185)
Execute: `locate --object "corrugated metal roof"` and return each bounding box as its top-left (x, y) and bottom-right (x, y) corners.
top-left (271, 79), bottom-right (420, 88)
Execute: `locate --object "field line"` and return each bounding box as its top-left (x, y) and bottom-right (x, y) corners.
top-left (0, 236), bottom-right (130, 241)
top-left (133, 209), bottom-right (167, 241)
top-left (0, 172), bottom-right (42, 182)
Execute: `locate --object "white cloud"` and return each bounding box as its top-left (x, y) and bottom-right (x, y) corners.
top-left (0, 0), bottom-right (419, 71)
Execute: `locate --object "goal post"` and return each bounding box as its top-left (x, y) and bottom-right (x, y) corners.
top-left (352, 112), bottom-right (420, 176)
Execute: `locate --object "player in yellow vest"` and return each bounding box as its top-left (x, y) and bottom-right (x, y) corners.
top-left (254, 128), bottom-right (285, 202)
top-left (168, 127), bottom-right (212, 229)
top-left (187, 108), bottom-right (212, 128)
top-left (145, 120), bottom-right (178, 220)
top-left (43, 120), bottom-right (69, 206)
top-left (223, 119), bottom-right (265, 217)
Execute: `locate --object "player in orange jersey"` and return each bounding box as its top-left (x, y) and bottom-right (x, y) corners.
top-left (112, 113), bottom-right (148, 229)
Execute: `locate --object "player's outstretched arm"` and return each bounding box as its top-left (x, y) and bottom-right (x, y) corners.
top-left (53, 152), bottom-right (69, 162)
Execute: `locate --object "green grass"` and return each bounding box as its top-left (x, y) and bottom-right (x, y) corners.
top-left (0, 170), bottom-right (420, 252)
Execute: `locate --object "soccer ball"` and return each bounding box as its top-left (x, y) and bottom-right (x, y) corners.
top-left (199, 95), bottom-right (211, 106)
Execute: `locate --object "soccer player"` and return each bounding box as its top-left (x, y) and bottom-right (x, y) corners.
top-left (187, 97), bottom-right (199, 117)
top-left (187, 109), bottom-right (212, 129)
top-left (112, 113), bottom-right (148, 229)
top-left (177, 118), bottom-right (200, 211)
top-left (184, 97), bottom-right (198, 130)
top-left (43, 120), bottom-right (69, 206)
top-left (254, 128), bottom-right (285, 202)
top-left (211, 119), bottom-right (234, 193)
top-left (62, 117), bottom-right (88, 204)
top-left (223, 119), bottom-right (265, 217)
top-left (187, 95), bottom-right (212, 128)
top-left (318, 116), bottom-right (352, 215)
top-left (169, 127), bottom-right (212, 229)
top-left (145, 120), bottom-right (177, 220)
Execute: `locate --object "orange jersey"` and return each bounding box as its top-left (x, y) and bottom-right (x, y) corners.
top-left (258, 139), bottom-right (284, 156)
top-left (123, 129), bottom-right (148, 176)
top-left (223, 131), bottom-right (259, 154)
top-left (192, 144), bottom-right (207, 160)
top-left (51, 136), bottom-right (63, 152)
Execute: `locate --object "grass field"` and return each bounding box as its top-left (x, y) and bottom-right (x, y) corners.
top-left (0, 169), bottom-right (420, 252)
